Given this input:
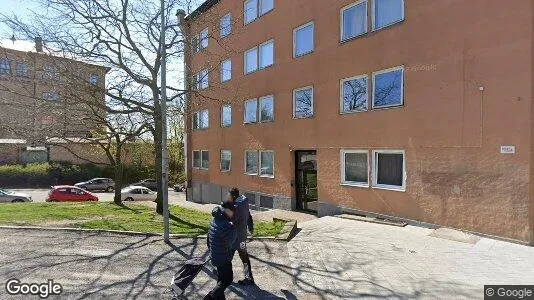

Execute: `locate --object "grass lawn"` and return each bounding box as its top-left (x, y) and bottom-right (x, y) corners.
top-left (0, 202), bottom-right (285, 237)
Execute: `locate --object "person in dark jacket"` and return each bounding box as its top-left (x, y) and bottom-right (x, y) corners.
top-left (205, 201), bottom-right (237, 300)
top-left (228, 188), bottom-right (255, 286)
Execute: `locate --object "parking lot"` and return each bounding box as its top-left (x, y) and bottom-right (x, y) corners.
top-left (7, 188), bottom-right (186, 204)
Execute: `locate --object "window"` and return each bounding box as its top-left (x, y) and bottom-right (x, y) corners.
top-left (16, 63), bottom-right (28, 77)
top-left (245, 150), bottom-right (258, 175)
top-left (373, 150), bottom-right (405, 191)
top-left (193, 110), bottom-right (209, 130)
top-left (372, 66), bottom-right (404, 109)
top-left (341, 1), bottom-right (368, 41)
top-left (294, 22), bottom-right (314, 57)
top-left (244, 40), bottom-right (274, 74)
top-left (244, 0), bottom-right (273, 25)
top-left (193, 151), bottom-right (201, 168)
top-left (43, 66), bottom-right (59, 80)
top-left (42, 92), bottom-right (60, 101)
top-left (293, 86), bottom-right (313, 119)
top-left (220, 59), bottom-right (232, 82)
top-left (373, 0), bottom-right (404, 30)
top-left (192, 35), bottom-right (199, 53)
top-left (220, 150), bottom-right (231, 172)
top-left (0, 60), bottom-right (10, 75)
top-left (220, 14), bottom-right (232, 37)
top-left (259, 40), bottom-right (274, 69)
top-left (200, 28), bottom-right (209, 50)
top-left (89, 74), bottom-right (98, 85)
top-left (221, 105), bottom-right (232, 127)
top-left (259, 151), bottom-right (274, 177)
top-left (201, 150), bottom-right (209, 169)
top-left (259, 95), bottom-right (274, 122)
top-left (196, 69), bottom-right (209, 90)
top-left (244, 99), bottom-right (258, 124)
top-left (341, 75), bottom-right (368, 113)
top-left (341, 150), bottom-right (369, 186)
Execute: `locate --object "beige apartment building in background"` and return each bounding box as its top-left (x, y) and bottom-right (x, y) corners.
top-left (0, 39), bottom-right (109, 164)
top-left (184, 0), bottom-right (534, 245)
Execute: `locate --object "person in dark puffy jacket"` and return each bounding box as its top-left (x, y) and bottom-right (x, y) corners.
top-left (205, 201), bottom-right (237, 300)
top-left (228, 188), bottom-right (255, 286)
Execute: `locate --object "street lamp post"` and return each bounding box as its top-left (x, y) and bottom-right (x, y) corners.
top-left (160, 0), bottom-right (170, 242)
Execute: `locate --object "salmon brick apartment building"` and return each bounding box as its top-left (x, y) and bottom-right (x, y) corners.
top-left (184, 0), bottom-right (534, 245)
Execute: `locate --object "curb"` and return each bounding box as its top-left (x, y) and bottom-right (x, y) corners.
top-left (0, 225), bottom-right (282, 240)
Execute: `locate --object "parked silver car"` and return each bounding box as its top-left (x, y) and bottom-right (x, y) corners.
top-left (74, 178), bottom-right (115, 192)
top-left (0, 189), bottom-right (32, 203)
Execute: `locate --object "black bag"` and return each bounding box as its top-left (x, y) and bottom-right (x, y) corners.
top-left (171, 257), bottom-right (208, 298)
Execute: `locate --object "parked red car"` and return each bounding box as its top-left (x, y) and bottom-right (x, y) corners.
top-left (46, 186), bottom-right (99, 202)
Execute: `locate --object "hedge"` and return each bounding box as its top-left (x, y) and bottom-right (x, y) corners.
top-left (0, 162), bottom-right (167, 188)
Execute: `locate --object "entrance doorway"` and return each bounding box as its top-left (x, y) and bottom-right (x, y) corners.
top-left (295, 151), bottom-right (317, 212)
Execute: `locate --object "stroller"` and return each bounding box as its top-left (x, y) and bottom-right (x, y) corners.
top-left (170, 257), bottom-right (209, 299)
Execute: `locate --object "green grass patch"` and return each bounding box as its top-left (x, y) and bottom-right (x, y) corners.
top-left (0, 202), bottom-right (284, 237)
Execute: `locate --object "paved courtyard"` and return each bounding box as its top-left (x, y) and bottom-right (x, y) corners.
top-left (1, 217), bottom-right (533, 299)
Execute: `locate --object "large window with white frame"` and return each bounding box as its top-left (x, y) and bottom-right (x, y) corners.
top-left (192, 110), bottom-right (209, 130)
top-left (199, 28), bottom-right (209, 50)
top-left (373, 150), bottom-right (405, 191)
top-left (294, 21), bottom-right (314, 58)
top-left (221, 105), bottom-right (232, 127)
top-left (341, 150), bottom-right (369, 187)
top-left (245, 150), bottom-right (259, 175)
top-left (244, 0), bottom-right (274, 25)
top-left (373, 0), bottom-right (404, 31)
top-left (244, 99), bottom-right (258, 124)
top-left (372, 66), bottom-right (403, 109)
top-left (259, 150), bottom-right (274, 177)
top-left (220, 150), bottom-right (231, 172)
top-left (220, 59), bottom-right (232, 82)
top-left (293, 86), bottom-right (314, 119)
top-left (259, 95), bottom-right (274, 122)
top-left (244, 40), bottom-right (274, 74)
top-left (341, 0), bottom-right (368, 42)
top-left (220, 14), bottom-right (232, 38)
top-left (195, 69), bottom-right (209, 90)
top-left (341, 75), bottom-right (368, 113)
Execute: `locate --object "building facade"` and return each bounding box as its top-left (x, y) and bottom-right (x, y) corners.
top-left (184, 0), bottom-right (534, 245)
top-left (0, 40), bottom-right (108, 164)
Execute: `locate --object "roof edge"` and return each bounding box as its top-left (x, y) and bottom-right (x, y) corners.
top-left (185, 0), bottom-right (220, 21)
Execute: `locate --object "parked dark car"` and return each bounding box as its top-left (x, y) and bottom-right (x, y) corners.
top-left (132, 179), bottom-right (158, 191)
top-left (74, 178), bottom-right (115, 192)
top-left (173, 184), bottom-right (185, 192)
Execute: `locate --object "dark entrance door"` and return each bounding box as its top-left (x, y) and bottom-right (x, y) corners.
top-left (295, 151), bottom-right (317, 212)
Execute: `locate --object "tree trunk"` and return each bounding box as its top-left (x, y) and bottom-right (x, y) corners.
top-left (154, 101), bottom-right (163, 214)
top-left (113, 162), bottom-right (124, 205)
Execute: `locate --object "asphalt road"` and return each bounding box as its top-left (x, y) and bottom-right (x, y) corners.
top-left (8, 189), bottom-right (186, 204)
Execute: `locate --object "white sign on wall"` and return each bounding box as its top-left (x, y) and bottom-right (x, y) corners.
top-left (500, 146), bottom-right (516, 154)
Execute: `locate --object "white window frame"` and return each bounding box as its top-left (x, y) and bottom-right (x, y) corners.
top-left (340, 149), bottom-right (369, 187)
top-left (244, 0), bottom-right (274, 25)
top-left (244, 46), bottom-right (258, 74)
top-left (198, 69), bottom-right (209, 90)
top-left (372, 0), bottom-right (405, 31)
top-left (200, 150), bottom-right (210, 170)
top-left (292, 85), bottom-right (314, 119)
top-left (258, 39), bottom-right (274, 69)
top-left (259, 150), bottom-right (275, 178)
top-left (340, 0), bottom-right (368, 42)
top-left (340, 74), bottom-right (369, 114)
top-left (192, 150), bottom-right (201, 169)
top-left (259, 0), bottom-right (274, 16)
top-left (371, 66), bottom-right (404, 109)
top-left (221, 104), bottom-right (232, 127)
top-left (220, 13), bottom-right (232, 38)
top-left (293, 21), bottom-right (314, 58)
top-left (372, 149), bottom-right (406, 192)
top-left (220, 59), bottom-right (232, 83)
top-left (199, 28), bottom-right (209, 50)
top-left (258, 95), bottom-right (274, 123)
top-left (244, 150), bottom-right (259, 175)
top-left (244, 98), bottom-right (258, 124)
top-left (220, 150), bottom-right (232, 172)
top-left (200, 109), bottom-right (209, 129)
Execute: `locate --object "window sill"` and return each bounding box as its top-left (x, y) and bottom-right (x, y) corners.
top-left (259, 174), bottom-right (274, 179)
top-left (292, 115), bottom-right (314, 120)
top-left (341, 182), bottom-right (369, 188)
top-left (372, 184), bottom-right (406, 192)
top-left (340, 32), bottom-right (368, 45)
top-left (220, 169), bottom-right (231, 173)
top-left (371, 104), bottom-right (404, 111)
top-left (294, 50), bottom-right (314, 59)
top-left (244, 172), bottom-right (258, 176)
top-left (340, 109), bottom-right (368, 115)
top-left (220, 79), bottom-right (231, 84)
top-left (372, 19), bottom-right (405, 33)
top-left (245, 64), bottom-right (274, 76)
top-left (221, 125), bottom-right (232, 128)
